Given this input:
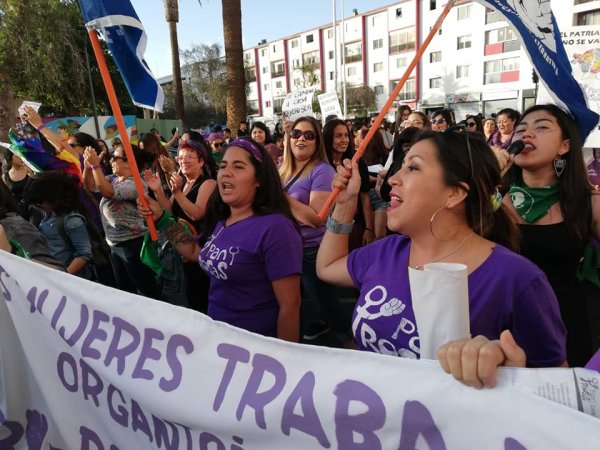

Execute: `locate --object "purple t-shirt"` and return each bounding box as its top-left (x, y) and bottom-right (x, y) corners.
top-left (347, 235), bottom-right (566, 367)
top-left (199, 213), bottom-right (302, 337)
top-left (287, 160), bottom-right (335, 248)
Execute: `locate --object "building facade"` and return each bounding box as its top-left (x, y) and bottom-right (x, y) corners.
top-left (241, 0), bottom-right (599, 123)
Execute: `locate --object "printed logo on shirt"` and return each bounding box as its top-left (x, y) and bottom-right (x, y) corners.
top-left (352, 285), bottom-right (420, 359)
top-left (199, 230), bottom-right (240, 280)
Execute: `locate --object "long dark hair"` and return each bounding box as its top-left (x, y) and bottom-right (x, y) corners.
top-left (323, 118), bottom-right (355, 165)
top-left (250, 121), bottom-right (273, 144)
top-left (199, 138), bottom-right (293, 244)
top-left (23, 171), bottom-right (87, 217)
top-left (414, 130), bottom-right (519, 251)
top-left (504, 103), bottom-right (592, 244)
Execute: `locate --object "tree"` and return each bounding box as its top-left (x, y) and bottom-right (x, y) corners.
top-left (163, 0), bottom-right (186, 127)
top-left (344, 84), bottom-right (377, 117)
top-left (221, 0), bottom-right (246, 135)
top-left (181, 43), bottom-right (227, 117)
top-left (297, 63), bottom-right (320, 89)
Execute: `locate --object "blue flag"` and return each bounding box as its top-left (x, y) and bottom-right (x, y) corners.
top-left (474, 0), bottom-right (599, 141)
top-left (79, 0), bottom-right (164, 112)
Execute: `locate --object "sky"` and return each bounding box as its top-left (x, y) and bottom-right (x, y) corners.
top-left (130, 0), bottom-right (397, 78)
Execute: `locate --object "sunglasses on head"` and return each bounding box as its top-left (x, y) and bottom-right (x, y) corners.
top-left (290, 129), bottom-right (317, 141)
top-left (431, 118), bottom-right (447, 124)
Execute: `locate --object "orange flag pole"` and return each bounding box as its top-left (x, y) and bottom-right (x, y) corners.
top-left (87, 29), bottom-right (158, 241)
top-left (318, 0), bottom-right (456, 220)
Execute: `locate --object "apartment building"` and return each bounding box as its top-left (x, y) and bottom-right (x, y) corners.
top-left (239, 0), bottom-right (600, 123)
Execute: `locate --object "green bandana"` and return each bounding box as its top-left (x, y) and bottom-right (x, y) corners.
top-left (508, 183), bottom-right (560, 223)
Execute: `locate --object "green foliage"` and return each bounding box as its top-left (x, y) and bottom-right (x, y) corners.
top-left (0, 0), bottom-right (134, 116)
top-left (343, 84), bottom-right (377, 117)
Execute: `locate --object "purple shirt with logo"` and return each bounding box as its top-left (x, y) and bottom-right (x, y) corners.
top-left (347, 235), bottom-right (566, 367)
top-left (287, 160), bottom-right (335, 247)
top-left (199, 213), bottom-right (302, 337)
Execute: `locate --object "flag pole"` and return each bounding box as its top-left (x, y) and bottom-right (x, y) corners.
top-left (318, 0), bottom-right (456, 220)
top-left (87, 29), bottom-right (158, 241)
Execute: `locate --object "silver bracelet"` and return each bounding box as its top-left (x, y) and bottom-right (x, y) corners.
top-left (326, 216), bottom-right (354, 234)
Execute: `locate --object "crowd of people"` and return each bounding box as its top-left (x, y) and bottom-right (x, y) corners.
top-left (1, 102), bottom-right (599, 388)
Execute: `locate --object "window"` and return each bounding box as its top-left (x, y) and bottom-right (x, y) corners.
top-left (430, 0), bottom-right (436, 10)
top-left (291, 40), bottom-right (299, 48)
top-left (261, 49), bottom-right (266, 57)
top-left (327, 29), bottom-right (334, 39)
top-left (373, 62), bottom-right (383, 72)
top-left (271, 61), bottom-right (285, 77)
top-left (247, 100), bottom-right (258, 115)
top-left (345, 42), bottom-right (363, 63)
top-left (485, 7), bottom-right (503, 24)
top-left (374, 85), bottom-right (384, 95)
top-left (391, 79), bottom-right (416, 100)
top-left (485, 26), bottom-right (520, 52)
top-left (329, 50), bottom-right (334, 60)
top-left (457, 4), bottom-right (471, 20)
top-left (302, 51), bottom-right (319, 68)
top-left (262, 66), bottom-right (268, 74)
top-left (275, 80), bottom-right (283, 89)
top-left (373, 38), bottom-right (383, 50)
top-left (484, 57), bottom-right (520, 84)
top-left (293, 78), bottom-right (302, 87)
top-left (347, 66), bottom-right (357, 76)
top-left (306, 34), bottom-right (314, 44)
top-left (265, 100), bottom-right (271, 108)
top-left (293, 59), bottom-right (301, 69)
top-left (329, 71), bottom-right (334, 80)
top-left (395, 7), bottom-right (402, 18)
top-left (244, 67), bottom-right (256, 82)
top-left (273, 97), bottom-right (284, 113)
top-left (263, 83), bottom-right (269, 91)
top-left (272, 45), bottom-right (276, 53)
top-left (456, 65), bottom-right (470, 78)
top-left (457, 35), bottom-right (472, 50)
top-left (429, 77), bottom-right (442, 89)
top-left (576, 10), bottom-right (600, 25)
top-left (389, 29), bottom-right (416, 54)
top-left (396, 57), bottom-right (407, 68)
top-left (430, 51), bottom-right (442, 63)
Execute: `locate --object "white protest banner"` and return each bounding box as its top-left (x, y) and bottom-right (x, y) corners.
top-left (1, 250), bottom-right (600, 449)
top-left (282, 86), bottom-right (316, 121)
top-left (317, 92), bottom-right (343, 122)
top-left (537, 25), bottom-right (600, 146)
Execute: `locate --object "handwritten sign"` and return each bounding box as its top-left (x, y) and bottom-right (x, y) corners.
top-left (317, 92), bottom-right (343, 122)
top-left (0, 251), bottom-right (599, 449)
top-left (282, 86), bottom-right (317, 121)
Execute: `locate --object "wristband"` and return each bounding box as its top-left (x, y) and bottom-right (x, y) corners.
top-left (326, 216), bottom-right (354, 234)
top-left (36, 124), bottom-right (45, 131)
top-left (91, 164), bottom-right (102, 171)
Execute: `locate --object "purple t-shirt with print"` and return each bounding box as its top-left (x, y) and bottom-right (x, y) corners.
top-left (199, 213), bottom-right (302, 337)
top-left (287, 160), bottom-right (335, 247)
top-left (347, 235), bottom-right (566, 367)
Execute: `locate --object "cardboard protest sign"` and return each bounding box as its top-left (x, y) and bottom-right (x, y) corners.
top-left (317, 92), bottom-right (343, 122)
top-left (1, 251), bottom-right (599, 449)
top-left (282, 87), bottom-right (317, 121)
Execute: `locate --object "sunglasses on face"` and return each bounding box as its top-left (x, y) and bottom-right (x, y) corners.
top-left (431, 118), bottom-right (447, 124)
top-left (212, 142), bottom-right (224, 148)
top-left (466, 121), bottom-right (476, 127)
top-left (110, 155), bottom-right (126, 162)
top-left (290, 129), bottom-right (317, 141)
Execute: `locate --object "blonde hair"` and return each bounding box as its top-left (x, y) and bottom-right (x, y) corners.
top-left (279, 117), bottom-right (329, 183)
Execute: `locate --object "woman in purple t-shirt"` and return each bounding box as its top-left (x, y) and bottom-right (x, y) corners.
top-left (317, 129), bottom-right (567, 389)
top-left (279, 117), bottom-right (349, 342)
top-left (141, 138), bottom-right (303, 342)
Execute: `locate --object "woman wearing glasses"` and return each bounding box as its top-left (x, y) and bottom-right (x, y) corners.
top-left (402, 111), bottom-right (429, 131)
top-left (280, 117), bottom-right (349, 342)
top-left (430, 109), bottom-right (455, 132)
top-left (208, 132), bottom-right (226, 165)
top-left (317, 130), bottom-right (566, 388)
top-left (83, 144), bottom-right (161, 299)
top-left (497, 104), bottom-right (600, 367)
top-left (139, 138), bottom-right (303, 341)
top-left (145, 139), bottom-right (217, 312)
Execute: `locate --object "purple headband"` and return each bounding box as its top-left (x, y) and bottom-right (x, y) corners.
top-left (228, 138), bottom-right (263, 162)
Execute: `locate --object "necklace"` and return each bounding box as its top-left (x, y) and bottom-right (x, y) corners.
top-left (413, 233), bottom-right (475, 270)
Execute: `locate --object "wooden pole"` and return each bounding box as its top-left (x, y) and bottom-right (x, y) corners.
top-left (318, 0), bottom-right (456, 220)
top-left (87, 29), bottom-right (158, 240)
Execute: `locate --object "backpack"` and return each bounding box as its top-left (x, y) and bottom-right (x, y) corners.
top-left (56, 214), bottom-right (111, 267)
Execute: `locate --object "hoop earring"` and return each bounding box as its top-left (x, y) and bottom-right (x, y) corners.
top-left (429, 206), bottom-right (461, 241)
top-left (553, 156), bottom-right (566, 178)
